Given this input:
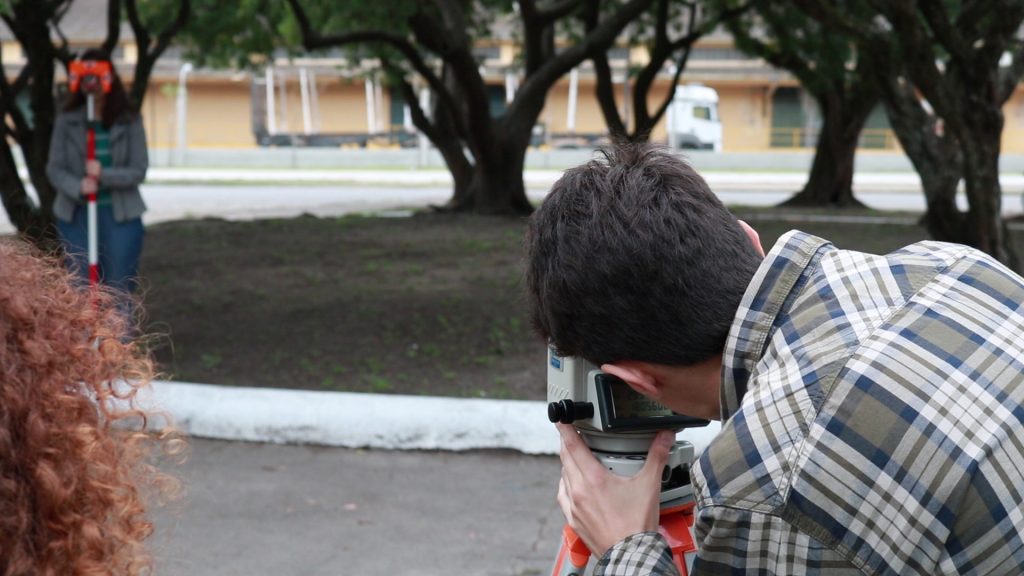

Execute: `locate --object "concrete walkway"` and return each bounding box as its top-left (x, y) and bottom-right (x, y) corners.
top-left (139, 382), bottom-right (720, 576)
top-left (149, 438), bottom-right (563, 576)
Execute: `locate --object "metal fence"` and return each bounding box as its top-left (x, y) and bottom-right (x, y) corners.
top-left (769, 127), bottom-right (898, 150)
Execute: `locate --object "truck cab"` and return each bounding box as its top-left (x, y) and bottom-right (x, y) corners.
top-left (666, 84), bottom-right (722, 152)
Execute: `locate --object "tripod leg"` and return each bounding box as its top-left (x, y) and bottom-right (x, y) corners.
top-left (550, 525), bottom-right (591, 576)
top-left (659, 502), bottom-right (698, 575)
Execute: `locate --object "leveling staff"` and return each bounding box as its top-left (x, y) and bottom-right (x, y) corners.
top-left (525, 143), bottom-right (1024, 575)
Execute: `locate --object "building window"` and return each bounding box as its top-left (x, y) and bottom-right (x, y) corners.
top-left (473, 46), bottom-right (501, 62)
top-left (487, 84), bottom-right (506, 118)
top-left (690, 47), bottom-right (751, 61)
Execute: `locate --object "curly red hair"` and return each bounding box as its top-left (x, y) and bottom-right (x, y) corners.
top-left (0, 239), bottom-right (179, 576)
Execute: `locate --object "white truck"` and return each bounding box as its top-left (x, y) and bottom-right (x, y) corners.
top-left (666, 83), bottom-right (723, 152)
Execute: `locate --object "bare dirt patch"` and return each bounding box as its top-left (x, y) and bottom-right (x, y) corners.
top-left (139, 209), bottom-right (1022, 400)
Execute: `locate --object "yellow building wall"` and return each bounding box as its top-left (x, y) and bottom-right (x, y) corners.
top-left (136, 71), bottom-right (1024, 154)
top-left (717, 85), bottom-right (769, 151)
top-left (142, 80), bottom-right (253, 148)
top-left (314, 80), bottom-right (372, 134)
top-left (543, 78), bottom-right (619, 135)
top-left (141, 76), bottom-right (372, 149)
top-left (269, 78), bottom-right (372, 135)
top-left (1002, 86), bottom-right (1024, 154)
top-left (141, 81), bottom-right (177, 150)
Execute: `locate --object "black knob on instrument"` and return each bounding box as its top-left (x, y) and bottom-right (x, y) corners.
top-left (547, 399), bottom-right (594, 423)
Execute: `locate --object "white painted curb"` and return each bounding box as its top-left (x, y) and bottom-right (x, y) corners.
top-left (141, 381), bottom-right (721, 456)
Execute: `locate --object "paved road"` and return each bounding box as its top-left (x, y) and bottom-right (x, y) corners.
top-left (4, 174), bottom-right (1023, 235)
top-left (149, 438), bottom-right (564, 576)
top-left (135, 182), bottom-right (1024, 226)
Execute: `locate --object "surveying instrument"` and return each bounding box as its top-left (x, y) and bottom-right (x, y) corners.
top-left (546, 350), bottom-right (709, 575)
top-left (68, 58), bottom-right (113, 287)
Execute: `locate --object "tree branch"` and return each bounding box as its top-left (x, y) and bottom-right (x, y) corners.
top-left (124, 0), bottom-right (151, 52)
top-left (631, 0), bottom-right (682, 131)
top-left (583, 0), bottom-right (627, 137)
top-left (510, 0), bottom-right (654, 124)
top-left (421, 0), bottom-right (495, 151)
top-left (101, 0), bottom-right (121, 56)
top-left (125, 0), bottom-right (190, 108)
top-left (535, 0), bottom-right (583, 24)
top-left (789, 0), bottom-right (881, 44)
top-left (285, 0), bottom-right (465, 135)
top-left (382, 60), bottom-right (441, 144)
top-left (918, 0), bottom-right (972, 66)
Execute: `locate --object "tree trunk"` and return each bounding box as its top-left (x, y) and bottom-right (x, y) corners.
top-left (781, 89), bottom-right (873, 207)
top-left (433, 138), bottom-right (473, 211)
top-left (866, 42), bottom-right (971, 246)
top-left (1, 5), bottom-right (60, 246)
top-left (887, 112), bottom-right (965, 243)
top-left (959, 121), bottom-right (1018, 269)
top-left (0, 138), bottom-right (50, 242)
top-left (444, 141), bottom-right (533, 215)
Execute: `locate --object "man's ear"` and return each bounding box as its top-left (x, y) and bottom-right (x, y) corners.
top-left (600, 361), bottom-right (661, 399)
top-left (738, 219), bottom-right (765, 257)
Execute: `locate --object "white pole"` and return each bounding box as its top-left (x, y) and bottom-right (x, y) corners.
top-left (86, 94), bottom-right (98, 284)
top-left (505, 72), bottom-right (517, 103)
top-left (667, 86), bottom-right (678, 149)
top-left (365, 76), bottom-right (377, 134)
top-left (622, 51), bottom-right (631, 132)
top-left (278, 71), bottom-right (290, 134)
top-left (175, 62), bottom-right (193, 166)
top-left (265, 66), bottom-right (277, 135)
top-left (310, 70), bottom-right (321, 132)
top-left (375, 78), bottom-right (386, 134)
top-left (418, 87), bottom-right (430, 167)
top-left (299, 67), bottom-right (312, 135)
top-left (567, 67), bottom-right (579, 133)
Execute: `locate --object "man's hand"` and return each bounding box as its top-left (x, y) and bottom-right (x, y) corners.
top-left (556, 423), bottom-right (675, 557)
top-left (80, 177), bottom-right (98, 196)
top-left (85, 159), bottom-right (102, 179)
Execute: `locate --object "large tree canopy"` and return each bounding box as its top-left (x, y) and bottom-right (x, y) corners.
top-left (179, 0), bottom-right (655, 216)
top-left (794, 0), bottom-right (1024, 269)
top-left (724, 0), bottom-right (878, 208)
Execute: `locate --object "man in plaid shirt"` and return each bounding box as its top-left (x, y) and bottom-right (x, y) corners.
top-left (526, 143), bottom-right (1024, 575)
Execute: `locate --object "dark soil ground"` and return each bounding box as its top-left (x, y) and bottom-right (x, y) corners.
top-left (138, 208), bottom-right (1024, 401)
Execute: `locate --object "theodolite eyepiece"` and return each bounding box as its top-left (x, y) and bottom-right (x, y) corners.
top-left (548, 399), bottom-right (595, 424)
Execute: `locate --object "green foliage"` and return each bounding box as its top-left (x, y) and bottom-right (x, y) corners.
top-left (168, 0), bottom-right (296, 68)
top-left (173, 0), bottom-right (426, 70)
top-left (721, 0), bottom-right (860, 95)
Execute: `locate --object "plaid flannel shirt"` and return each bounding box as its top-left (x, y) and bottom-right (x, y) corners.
top-left (597, 230), bottom-right (1024, 576)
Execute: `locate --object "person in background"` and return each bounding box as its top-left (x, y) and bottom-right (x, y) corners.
top-left (0, 238), bottom-right (180, 576)
top-left (47, 48), bottom-right (148, 295)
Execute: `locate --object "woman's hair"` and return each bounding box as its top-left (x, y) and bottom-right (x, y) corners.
top-left (63, 48), bottom-right (136, 127)
top-left (0, 239), bottom-right (180, 576)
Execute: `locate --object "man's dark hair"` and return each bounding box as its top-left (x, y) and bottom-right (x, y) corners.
top-left (526, 142), bottom-right (763, 367)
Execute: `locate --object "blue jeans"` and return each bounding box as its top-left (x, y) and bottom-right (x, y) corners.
top-left (57, 204), bottom-right (144, 294)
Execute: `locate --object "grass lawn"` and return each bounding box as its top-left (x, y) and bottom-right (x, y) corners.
top-left (138, 208), bottom-right (1024, 400)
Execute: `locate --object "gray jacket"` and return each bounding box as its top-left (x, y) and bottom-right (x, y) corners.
top-left (47, 108), bottom-right (148, 223)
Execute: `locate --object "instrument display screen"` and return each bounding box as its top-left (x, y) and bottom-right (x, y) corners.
top-left (609, 380), bottom-right (675, 419)
top-left (595, 373), bottom-right (709, 432)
